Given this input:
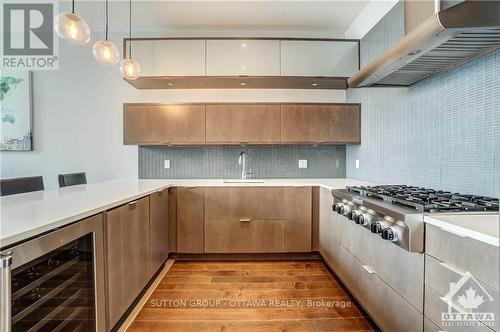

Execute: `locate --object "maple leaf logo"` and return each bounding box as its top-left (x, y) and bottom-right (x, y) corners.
top-left (457, 287), bottom-right (485, 311)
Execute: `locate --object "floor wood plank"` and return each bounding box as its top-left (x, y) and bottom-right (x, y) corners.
top-left (127, 260), bottom-right (377, 331)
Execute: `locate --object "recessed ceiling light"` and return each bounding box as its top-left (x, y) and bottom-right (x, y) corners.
top-left (167, 82), bottom-right (174, 86)
top-left (241, 43), bottom-right (247, 48)
top-left (240, 82), bottom-right (247, 86)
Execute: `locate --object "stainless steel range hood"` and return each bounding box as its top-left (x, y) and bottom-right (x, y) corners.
top-left (348, 1), bottom-right (500, 88)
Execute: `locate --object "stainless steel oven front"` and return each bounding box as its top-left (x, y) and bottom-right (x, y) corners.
top-left (0, 214), bottom-right (105, 332)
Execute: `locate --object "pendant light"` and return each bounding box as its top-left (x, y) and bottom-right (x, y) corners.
top-left (120, 0), bottom-right (141, 80)
top-left (54, 0), bottom-right (90, 45)
top-left (93, 0), bottom-right (120, 65)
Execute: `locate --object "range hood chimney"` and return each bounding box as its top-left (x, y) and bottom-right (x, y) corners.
top-left (348, 0), bottom-right (500, 88)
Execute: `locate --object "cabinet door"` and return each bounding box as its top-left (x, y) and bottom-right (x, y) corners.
top-left (123, 104), bottom-right (206, 144)
top-left (284, 187), bottom-right (312, 252)
top-left (205, 219), bottom-right (285, 253)
top-left (204, 187), bottom-right (285, 220)
top-left (205, 104), bottom-right (281, 143)
top-left (132, 39), bottom-right (206, 76)
top-left (106, 197), bottom-right (150, 328)
top-left (281, 40), bottom-right (359, 77)
top-left (150, 189), bottom-right (169, 274)
top-left (281, 104), bottom-right (360, 143)
top-left (177, 187), bottom-right (204, 253)
top-left (206, 40), bottom-right (280, 76)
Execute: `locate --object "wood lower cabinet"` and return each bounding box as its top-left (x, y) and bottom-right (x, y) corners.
top-left (205, 104), bottom-right (281, 143)
top-left (105, 196), bottom-right (150, 329)
top-left (123, 104), bottom-right (205, 144)
top-left (281, 103), bottom-right (361, 143)
top-left (176, 187), bottom-right (204, 253)
top-left (204, 187), bottom-right (311, 253)
top-left (149, 188), bottom-right (169, 274)
top-left (284, 187), bottom-right (312, 252)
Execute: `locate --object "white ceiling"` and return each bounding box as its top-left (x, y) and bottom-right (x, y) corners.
top-left (62, 1), bottom-right (371, 35)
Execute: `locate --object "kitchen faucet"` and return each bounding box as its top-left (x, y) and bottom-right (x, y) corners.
top-left (238, 151), bottom-right (251, 180)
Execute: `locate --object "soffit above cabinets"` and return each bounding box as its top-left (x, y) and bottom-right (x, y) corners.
top-left (123, 37), bottom-right (359, 90)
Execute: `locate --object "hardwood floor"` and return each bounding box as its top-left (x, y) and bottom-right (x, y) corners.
top-left (127, 260), bottom-right (376, 331)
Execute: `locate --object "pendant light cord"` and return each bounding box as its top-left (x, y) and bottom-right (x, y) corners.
top-left (71, 0), bottom-right (75, 13)
top-left (129, 0), bottom-right (132, 58)
top-left (105, 0), bottom-right (109, 41)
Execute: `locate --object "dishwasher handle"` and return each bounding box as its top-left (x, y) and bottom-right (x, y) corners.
top-left (0, 252), bottom-right (12, 332)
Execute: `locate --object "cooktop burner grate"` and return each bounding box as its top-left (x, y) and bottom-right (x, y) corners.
top-left (347, 185), bottom-right (499, 213)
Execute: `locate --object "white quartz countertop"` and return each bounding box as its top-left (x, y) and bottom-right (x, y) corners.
top-left (424, 214), bottom-right (499, 247)
top-left (0, 178), bottom-right (371, 249)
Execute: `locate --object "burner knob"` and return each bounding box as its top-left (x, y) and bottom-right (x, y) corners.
top-left (370, 222), bottom-right (382, 235)
top-left (381, 227), bottom-right (398, 242)
top-left (354, 214), bottom-right (365, 225)
top-left (336, 204), bottom-right (345, 214)
top-left (347, 210), bottom-right (357, 220)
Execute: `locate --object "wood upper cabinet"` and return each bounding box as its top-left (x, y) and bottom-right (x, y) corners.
top-left (281, 104), bottom-right (361, 143)
top-left (123, 104), bottom-right (206, 144)
top-left (149, 189), bottom-right (169, 274)
top-left (206, 40), bottom-right (281, 76)
top-left (205, 104), bottom-right (281, 143)
top-left (176, 187), bottom-right (204, 253)
top-left (105, 197), bottom-right (150, 329)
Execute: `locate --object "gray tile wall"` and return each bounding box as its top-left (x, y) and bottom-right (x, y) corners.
top-left (346, 2), bottom-right (500, 197)
top-left (139, 145), bottom-right (346, 179)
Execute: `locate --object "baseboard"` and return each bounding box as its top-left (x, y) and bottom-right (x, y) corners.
top-left (173, 252), bottom-right (322, 261)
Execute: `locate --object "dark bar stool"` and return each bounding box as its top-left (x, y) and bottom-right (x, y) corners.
top-left (58, 172), bottom-right (87, 188)
top-left (0, 176), bottom-right (45, 196)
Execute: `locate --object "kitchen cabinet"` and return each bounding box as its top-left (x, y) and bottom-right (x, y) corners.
top-left (339, 245), bottom-right (423, 332)
top-left (204, 187), bottom-right (312, 253)
top-left (149, 188), bottom-right (169, 274)
top-left (131, 39), bottom-right (206, 76)
top-left (205, 104), bottom-right (281, 143)
top-left (123, 104), bottom-right (206, 144)
top-left (206, 39), bottom-right (281, 76)
top-left (176, 187), bottom-right (204, 253)
top-left (281, 104), bottom-right (361, 143)
top-left (281, 40), bottom-right (359, 77)
top-left (105, 196), bottom-right (150, 329)
top-left (284, 187), bottom-right (312, 252)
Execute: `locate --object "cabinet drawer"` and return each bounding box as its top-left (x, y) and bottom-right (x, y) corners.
top-left (340, 214), bottom-right (424, 311)
top-left (339, 245), bottom-right (423, 332)
top-left (425, 285), bottom-right (496, 331)
top-left (426, 224), bottom-right (499, 288)
top-left (204, 218), bottom-right (285, 253)
top-left (204, 187), bottom-right (285, 220)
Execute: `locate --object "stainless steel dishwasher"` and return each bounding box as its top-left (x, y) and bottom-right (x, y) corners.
top-left (0, 214), bottom-right (106, 332)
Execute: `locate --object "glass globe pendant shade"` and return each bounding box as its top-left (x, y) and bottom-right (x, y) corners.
top-left (92, 40), bottom-right (120, 65)
top-left (54, 12), bottom-right (90, 45)
top-left (120, 58), bottom-right (141, 80)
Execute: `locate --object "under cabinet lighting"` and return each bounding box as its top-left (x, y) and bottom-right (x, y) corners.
top-left (167, 82), bottom-right (174, 86)
top-left (240, 82), bottom-right (247, 86)
top-left (312, 83), bottom-right (318, 86)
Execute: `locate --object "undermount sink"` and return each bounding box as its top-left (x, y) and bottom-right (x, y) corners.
top-left (222, 180), bottom-right (266, 184)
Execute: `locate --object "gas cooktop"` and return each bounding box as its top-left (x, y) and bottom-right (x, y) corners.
top-left (346, 185), bottom-right (499, 213)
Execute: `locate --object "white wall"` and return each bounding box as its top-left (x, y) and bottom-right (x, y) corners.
top-left (0, 32), bottom-right (346, 189)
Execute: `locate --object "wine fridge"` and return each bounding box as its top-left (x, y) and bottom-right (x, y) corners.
top-left (0, 214), bottom-right (105, 332)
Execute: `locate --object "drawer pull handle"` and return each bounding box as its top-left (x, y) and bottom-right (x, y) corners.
top-left (439, 227), bottom-right (468, 238)
top-left (362, 264), bottom-right (376, 274)
top-left (128, 201), bottom-right (138, 206)
top-left (240, 218), bottom-right (251, 222)
top-left (438, 261), bottom-right (465, 276)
